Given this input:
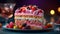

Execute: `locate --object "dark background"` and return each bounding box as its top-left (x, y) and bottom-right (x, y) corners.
top-left (0, 0), bottom-right (60, 24)
top-left (0, 0), bottom-right (60, 15)
top-left (0, 0), bottom-right (60, 34)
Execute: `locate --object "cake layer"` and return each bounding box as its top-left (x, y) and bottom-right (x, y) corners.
top-left (15, 13), bottom-right (43, 17)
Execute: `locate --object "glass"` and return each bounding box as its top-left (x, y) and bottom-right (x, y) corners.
top-left (0, 3), bottom-right (15, 25)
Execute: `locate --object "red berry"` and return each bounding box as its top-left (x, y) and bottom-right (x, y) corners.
top-left (10, 22), bottom-right (14, 26)
top-left (10, 25), bottom-right (13, 28)
top-left (6, 24), bottom-right (10, 28)
top-left (44, 26), bottom-right (48, 29)
top-left (38, 9), bottom-right (43, 13)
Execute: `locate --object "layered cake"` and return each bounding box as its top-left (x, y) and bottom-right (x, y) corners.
top-left (14, 5), bottom-right (44, 30)
top-left (5, 5), bottom-right (53, 30)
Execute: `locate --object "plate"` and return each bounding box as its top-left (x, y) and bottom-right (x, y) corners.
top-left (2, 25), bottom-right (53, 31)
top-left (2, 25), bottom-right (28, 31)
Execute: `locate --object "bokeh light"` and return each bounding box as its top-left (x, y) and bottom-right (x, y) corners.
top-left (50, 10), bottom-right (55, 15)
top-left (58, 7), bottom-right (60, 12)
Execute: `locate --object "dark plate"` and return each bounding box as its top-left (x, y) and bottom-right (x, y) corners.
top-left (3, 26), bottom-right (53, 31)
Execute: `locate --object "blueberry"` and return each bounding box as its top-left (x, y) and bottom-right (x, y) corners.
top-left (22, 23), bottom-right (27, 27)
top-left (25, 25), bottom-right (31, 29)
